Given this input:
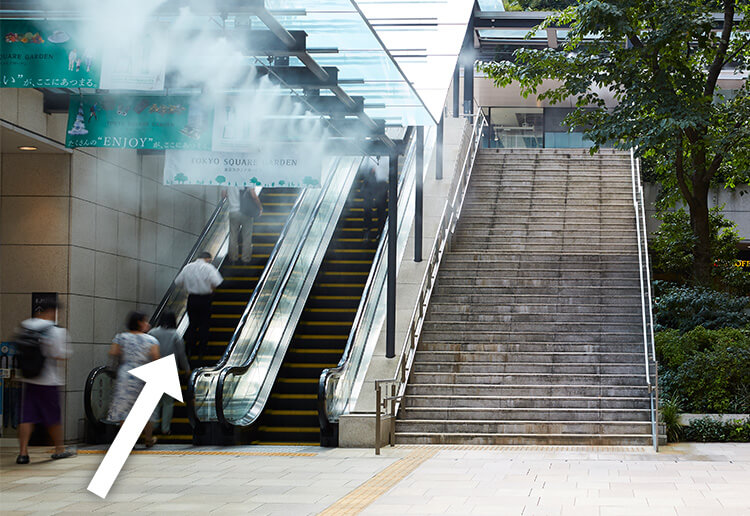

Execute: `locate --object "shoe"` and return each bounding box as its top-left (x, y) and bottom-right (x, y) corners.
top-left (51, 450), bottom-right (76, 460)
top-left (145, 437), bottom-right (157, 448)
top-left (16, 455), bottom-right (29, 464)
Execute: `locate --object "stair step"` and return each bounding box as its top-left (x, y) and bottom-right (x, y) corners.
top-left (400, 407), bottom-right (651, 422)
top-left (402, 395), bottom-right (650, 409)
top-left (412, 362), bottom-right (645, 374)
top-left (409, 372), bottom-right (648, 386)
top-left (417, 342), bottom-right (644, 353)
top-left (405, 384), bottom-right (648, 397)
top-left (414, 351), bottom-right (644, 363)
top-left (395, 432), bottom-right (655, 446)
top-left (394, 420), bottom-right (653, 434)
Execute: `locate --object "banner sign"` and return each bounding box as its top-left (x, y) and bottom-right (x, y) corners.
top-left (1, 20), bottom-right (100, 88)
top-left (163, 149), bottom-right (322, 188)
top-left (66, 95), bottom-right (213, 150)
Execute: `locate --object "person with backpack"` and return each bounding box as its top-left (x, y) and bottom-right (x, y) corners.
top-left (15, 299), bottom-right (74, 464)
top-left (222, 185), bottom-right (263, 265)
top-left (148, 311), bottom-right (190, 435)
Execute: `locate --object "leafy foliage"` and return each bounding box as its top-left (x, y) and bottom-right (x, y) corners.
top-left (651, 208), bottom-right (739, 279)
top-left (654, 286), bottom-right (750, 332)
top-left (660, 343), bottom-right (750, 413)
top-left (684, 417), bottom-right (750, 442)
top-left (505, 0), bottom-right (576, 10)
top-left (660, 397), bottom-right (684, 442)
top-left (479, 0), bottom-right (750, 284)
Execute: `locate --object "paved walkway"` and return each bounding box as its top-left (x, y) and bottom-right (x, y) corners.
top-left (1, 443), bottom-right (748, 515)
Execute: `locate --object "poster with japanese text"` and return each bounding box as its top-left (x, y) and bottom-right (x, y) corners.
top-left (1, 20), bottom-right (100, 88)
top-left (65, 95), bottom-right (213, 150)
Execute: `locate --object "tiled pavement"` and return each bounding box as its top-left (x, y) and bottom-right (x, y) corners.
top-left (1, 443), bottom-right (748, 515)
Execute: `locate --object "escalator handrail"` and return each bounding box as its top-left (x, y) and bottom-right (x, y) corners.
top-left (187, 187), bottom-right (309, 427)
top-left (317, 130), bottom-right (417, 432)
top-left (214, 157), bottom-right (360, 427)
top-left (150, 197), bottom-right (228, 327)
top-left (83, 365), bottom-right (116, 430)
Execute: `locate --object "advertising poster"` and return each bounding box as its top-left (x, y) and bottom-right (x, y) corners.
top-left (163, 148), bottom-right (322, 188)
top-left (1, 20), bottom-right (100, 88)
top-left (65, 95), bottom-right (213, 150)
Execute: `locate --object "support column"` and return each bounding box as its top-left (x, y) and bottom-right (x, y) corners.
top-left (414, 126), bottom-right (424, 262)
top-left (386, 154), bottom-right (398, 359)
top-left (463, 59), bottom-right (474, 116)
top-left (436, 115), bottom-right (443, 180)
top-left (452, 65), bottom-right (460, 118)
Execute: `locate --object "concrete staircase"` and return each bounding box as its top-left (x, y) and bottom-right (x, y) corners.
top-left (397, 148), bottom-right (657, 446)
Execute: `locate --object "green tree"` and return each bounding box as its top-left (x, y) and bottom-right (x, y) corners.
top-left (215, 175), bottom-right (226, 185)
top-left (480, 0), bottom-right (750, 285)
top-left (173, 172), bottom-right (188, 184)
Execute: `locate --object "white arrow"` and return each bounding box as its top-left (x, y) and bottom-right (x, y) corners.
top-left (87, 354), bottom-right (183, 499)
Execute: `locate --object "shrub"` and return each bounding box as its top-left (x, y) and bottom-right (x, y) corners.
top-left (684, 417), bottom-right (750, 442)
top-left (656, 327), bottom-right (750, 369)
top-left (653, 286), bottom-right (750, 332)
top-left (660, 398), bottom-right (684, 443)
top-left (672, 345), bottom-right (750, 413)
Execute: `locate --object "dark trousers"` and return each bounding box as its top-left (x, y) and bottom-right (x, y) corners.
top-left (186, 294), bottom-right (212, 359)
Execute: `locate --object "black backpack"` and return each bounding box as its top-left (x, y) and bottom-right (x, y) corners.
top-left (239, 188), bottom-right (261, 218)
top-left (14, 324), bottom-right (53, 379)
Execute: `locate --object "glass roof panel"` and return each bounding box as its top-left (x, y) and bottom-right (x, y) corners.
top-left (254, 0), bottom-right (435, 126)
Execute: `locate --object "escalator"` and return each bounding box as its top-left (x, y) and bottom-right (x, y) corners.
top-left (166, 188), bottom-right (300, 443)
top-left (254, 172), bottom-right (386, 445)
top-left (84, 187), bottom-right (301, 444)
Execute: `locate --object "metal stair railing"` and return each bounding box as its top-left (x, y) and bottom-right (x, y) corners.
top-left (374, 109), bottom-right (487, 454)
top-left (630, 148), bottom-right (660, 452)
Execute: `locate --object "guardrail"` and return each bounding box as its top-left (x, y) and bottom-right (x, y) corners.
top-left (374, 110), bottom-right (487, 454)
top-left (629, 148), bottom-right (660, 452)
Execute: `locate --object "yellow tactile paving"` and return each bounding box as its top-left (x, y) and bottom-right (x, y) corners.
top-left (398, 444), bottom-right (649, 452)
top-left (318, 448), bottom-right (437, 516)
top-left (77, 449), bottom-right (316, 457)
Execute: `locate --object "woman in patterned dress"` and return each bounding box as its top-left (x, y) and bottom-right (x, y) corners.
top-left (107, 311), bottom-right (161, 447)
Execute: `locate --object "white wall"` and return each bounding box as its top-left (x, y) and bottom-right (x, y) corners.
top-left (0, 88), bottom-right (219, 441)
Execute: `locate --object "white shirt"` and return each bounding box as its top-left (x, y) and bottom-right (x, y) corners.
top-left (19, 318), bottom-right (71, 386)
top-left (174, 259), bottom-right (223, 295)
top-left (226, 187), bottom-right (241, 212)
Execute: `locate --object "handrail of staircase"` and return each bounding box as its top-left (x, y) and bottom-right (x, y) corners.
top-left (317, 128), bottom-right (419, 440)
top-left (373, 109), bottom-right (487, 454)
top-left (187, 187), bottom-right (309, 427)
top-left (629, 147), bottom-right (659, 452)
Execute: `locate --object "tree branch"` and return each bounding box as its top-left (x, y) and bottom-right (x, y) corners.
top-left (675, 134), bottom-right (695, 206)
top-left (704, 0), bottom-right (735, 98)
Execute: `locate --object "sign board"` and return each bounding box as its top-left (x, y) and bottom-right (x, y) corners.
top-left (163, 148), bottom-right (321, 188)
top-left (32, 292), bottom-right (58, 318)
top-left (1, 20), bottom-right (100, 88)
top-left (65, 95), bottom-right (213, 150)
top-left (1, 20), bottom-right (165, 90)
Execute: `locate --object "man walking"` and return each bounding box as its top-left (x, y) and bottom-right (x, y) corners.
top-left (174, 251), bottom-right (223, 361)
top-left (223, 186), bottom-right (262, 265)
top-left (16, 299), bottom-right (74, 464)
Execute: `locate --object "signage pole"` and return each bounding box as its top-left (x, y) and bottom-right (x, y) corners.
top-left (415, 126), bottom-right (424, 262)
top-left (386, 154), bottom-right (398, 359)
top-left (453, 65), bottom-right (460, 118)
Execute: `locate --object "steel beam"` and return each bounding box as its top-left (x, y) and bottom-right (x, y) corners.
top-left (415, 126), bottom-right (424, 262)
top-left (436, 115), bottom-right (444, 180)
top-left (386, 154), bottom-right (398, 359)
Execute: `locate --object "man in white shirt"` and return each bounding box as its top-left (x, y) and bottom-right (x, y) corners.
top-left (16, 299), bottom-right (74, 464)
top-left (174, 251), bottom-right (223, 361)
top-left (223, 186), bottom-right (262, 265)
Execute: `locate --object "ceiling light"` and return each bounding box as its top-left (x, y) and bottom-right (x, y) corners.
top-left (18, 146), bottom-right (38, 151)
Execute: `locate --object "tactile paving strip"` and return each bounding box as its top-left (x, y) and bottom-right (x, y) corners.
top-left (77, 449), bottom-right (317, 457)
top-left (318, 448), bottom-right (438, 516)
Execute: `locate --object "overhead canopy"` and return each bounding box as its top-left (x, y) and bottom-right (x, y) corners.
top-left (0, 0), bottom-right (438, 153)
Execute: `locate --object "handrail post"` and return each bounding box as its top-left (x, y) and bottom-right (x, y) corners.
top-left (375, 382), bottom-right (381, 455)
